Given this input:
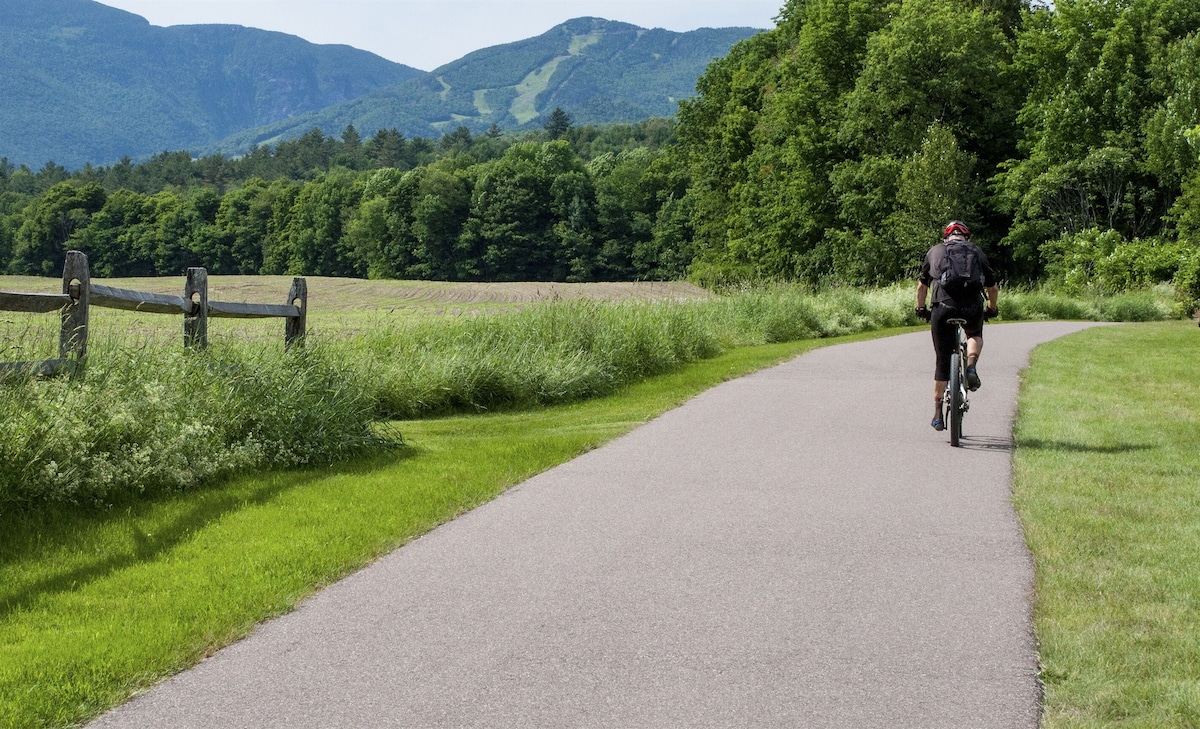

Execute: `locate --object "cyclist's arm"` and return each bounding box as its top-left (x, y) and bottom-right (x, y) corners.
top-left (916, 281), bottom-right (930, 309)
top-left (985, 285), bottom-right (998, 311)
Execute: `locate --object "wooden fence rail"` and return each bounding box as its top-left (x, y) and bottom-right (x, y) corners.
top-left (0, 250), bottom-right (306, 378)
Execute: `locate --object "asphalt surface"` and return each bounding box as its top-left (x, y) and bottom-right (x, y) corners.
top-left (90, 321), bottom-right (1097, 728)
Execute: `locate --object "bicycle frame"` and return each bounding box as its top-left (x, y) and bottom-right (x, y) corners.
top-left (943, 318), bottom-right (970, 447)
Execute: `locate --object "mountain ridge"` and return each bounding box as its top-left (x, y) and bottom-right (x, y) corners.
top-left (0, 0), bottom-right (423, 168)
top-left (206, 17), bottom-right (760, 158)
top-left (1, 1), bottom-right (761, 167)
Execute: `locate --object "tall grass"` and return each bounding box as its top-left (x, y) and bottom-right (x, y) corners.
top-left (0, 283), bottom-right (1179, 512)
top-left (1001, 284), bottom-right (1176, 322)
top-left (347, 299), bottom-right (722, 418)
top-left (0, 341), bottom-right (390, 511)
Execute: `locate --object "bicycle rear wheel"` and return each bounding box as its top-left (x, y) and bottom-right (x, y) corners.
top-left (948, 352), bottom-right (964, 446)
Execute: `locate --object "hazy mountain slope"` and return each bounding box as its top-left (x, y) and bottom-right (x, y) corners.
top-left (0, 0), bottom-right (422, 167)
top-left (206, 18), bottom-right (761, 156)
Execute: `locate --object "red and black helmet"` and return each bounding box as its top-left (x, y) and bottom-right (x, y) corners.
top-left (943, 220), bottom-right (970, 238)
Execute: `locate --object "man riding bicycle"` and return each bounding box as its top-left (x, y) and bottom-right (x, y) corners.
top-left (915, 221), bottom-right (999, 431)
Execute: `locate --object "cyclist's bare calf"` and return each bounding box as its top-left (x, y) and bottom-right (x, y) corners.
top-left (932, 335), bottom-right (982, 419)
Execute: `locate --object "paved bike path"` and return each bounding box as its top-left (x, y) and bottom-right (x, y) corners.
top-left (91, 322), bottom-right (1097, 728)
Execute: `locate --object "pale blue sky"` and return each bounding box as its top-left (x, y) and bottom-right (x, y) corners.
top-left (97, 1), bottom-right (784, 71)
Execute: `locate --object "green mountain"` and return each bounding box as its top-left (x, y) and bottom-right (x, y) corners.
top-left (1, 3), bottom-right (760, 168)
top-left (0, 0), bottom-right (423, 168)
top-left (203, 18), bottom-right (762, 157)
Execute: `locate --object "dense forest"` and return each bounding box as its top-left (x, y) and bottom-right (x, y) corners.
top-left (677, 0), bottom-right (1200, 299)
top-left (3, 0), bottom-right (1200, 301)
top-left (0, 118), bottom-right (686, 281)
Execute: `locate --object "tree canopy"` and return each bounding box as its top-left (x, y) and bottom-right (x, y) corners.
top-left (0, 120), bottom-right (688, 282)
top-left (675, 0), bottom-right (1200, 295)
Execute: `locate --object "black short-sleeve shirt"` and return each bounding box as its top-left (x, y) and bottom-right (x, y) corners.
top-left (918, 238), bottom-right (997, 306)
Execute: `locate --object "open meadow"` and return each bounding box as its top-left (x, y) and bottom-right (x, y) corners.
top-left (0, 274), bottom-right (712, 362)
top-left (0, 274), bottom-right (711, 316)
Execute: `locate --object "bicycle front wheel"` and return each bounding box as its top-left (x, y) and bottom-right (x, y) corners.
top-left (948, 352), bottom-right (964, 447)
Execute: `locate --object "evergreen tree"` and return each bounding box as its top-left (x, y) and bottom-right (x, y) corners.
top-left (366, 128), bottom-right (411, 169)
top-left (544, 108), bottom-right (573, 140)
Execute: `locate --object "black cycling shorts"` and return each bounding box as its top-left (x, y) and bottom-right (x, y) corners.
top-left (931, 302), bottom-right (983, 381)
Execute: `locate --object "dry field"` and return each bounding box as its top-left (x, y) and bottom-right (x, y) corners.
top-left (1, 276), bottom-right (713, 354)
top-left (0, 275), bottom-right (710, 315)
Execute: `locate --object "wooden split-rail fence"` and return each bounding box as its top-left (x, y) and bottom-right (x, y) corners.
top-left (0, 250), bottom-right (307, 378)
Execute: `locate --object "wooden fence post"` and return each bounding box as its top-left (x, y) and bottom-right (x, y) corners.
top-left (285, 277), bottom-right (307, 348)
top-left (184, 267), bottom-right (208, 349)
top-left (60, 250), bottom-right (90, 377)
top-left (5, 257), bottom-right (305, 372)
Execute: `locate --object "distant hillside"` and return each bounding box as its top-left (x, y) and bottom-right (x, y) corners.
top-left (205, 18), bottom-right (761, 157)
top-left (0, 0), bottom-right (423, 168)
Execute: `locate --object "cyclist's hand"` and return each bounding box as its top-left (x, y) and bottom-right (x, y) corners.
top-left (915, 306), bottom-right (931, 322)
top-left (984, 306), bottom-right (999, 321)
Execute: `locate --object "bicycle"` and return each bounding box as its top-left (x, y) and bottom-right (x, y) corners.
top-left (942, 317), bottom-right (970, 447)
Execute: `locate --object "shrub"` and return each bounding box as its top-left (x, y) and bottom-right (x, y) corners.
top-left (1172, 247), bottom-right (1200, 315)
top-left (1043, 228), bottom-right (1193, 296)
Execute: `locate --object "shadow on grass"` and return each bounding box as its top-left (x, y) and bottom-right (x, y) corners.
top-left (0, 447), bottom-right (417, 621)
top-left (1017, 439), bottom-right (1155, 454)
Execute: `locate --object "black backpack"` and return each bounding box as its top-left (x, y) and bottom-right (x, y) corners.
top-left (937, 240), bottom-right (985, 294)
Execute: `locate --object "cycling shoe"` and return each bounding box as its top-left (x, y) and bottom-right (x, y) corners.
top-left (966, 367), bottom-right (981, 391)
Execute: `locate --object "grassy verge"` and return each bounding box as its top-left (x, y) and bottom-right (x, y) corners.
top-left (0, 329), bottom-right (902, 729)
top-left (1014, 321), bottom-right (1200, 726)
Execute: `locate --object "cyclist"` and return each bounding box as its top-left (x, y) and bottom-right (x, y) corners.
top-left (915, 221), bottom-right (999, 431)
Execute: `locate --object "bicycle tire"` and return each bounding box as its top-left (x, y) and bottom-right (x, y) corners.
top-left (949, 352), bottom-right (964, 446)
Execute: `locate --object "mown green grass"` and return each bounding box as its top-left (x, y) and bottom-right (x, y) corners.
top-left (1014, 321), bottom-right (1200, 727)
top-left (0, 331), bottom-right (898, 729)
